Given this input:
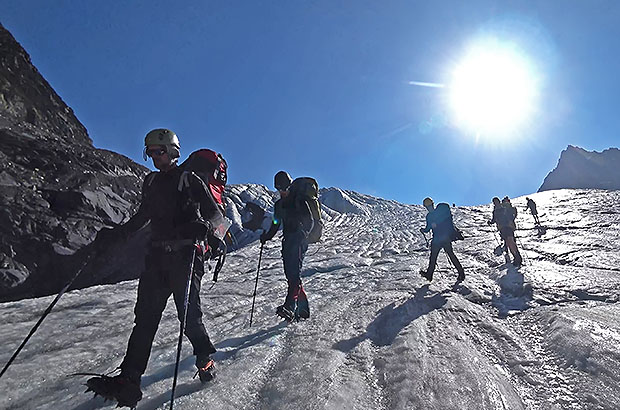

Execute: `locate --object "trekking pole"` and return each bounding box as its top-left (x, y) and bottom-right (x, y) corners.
top-left (420, 231), bottom-right (429, 248)
top-left (249, 243), bottom-right (264, 327)
top-left (514, 227), bottom-right (529, 266)
top-left (0, 253), bottom-right (92, 380)
top-left (444, 254), bottom-right (455, 272)
top-left (170, 244), bottom-right (197, 410)
top-left (492, 230), bottom-right (501, 246)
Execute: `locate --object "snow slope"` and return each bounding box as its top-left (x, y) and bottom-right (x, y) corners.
top-left (1, 188), bottom-right (619, 410)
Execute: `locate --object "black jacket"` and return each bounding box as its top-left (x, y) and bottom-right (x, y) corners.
top-left (262, 193), bottom-right (313, 242)
top-left (121, 166), bottom-right (220, 241)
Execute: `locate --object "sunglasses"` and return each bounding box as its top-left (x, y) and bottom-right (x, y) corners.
top-left (146, 147), bottom-right (167, 158)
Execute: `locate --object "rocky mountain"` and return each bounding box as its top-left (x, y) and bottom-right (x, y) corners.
top-left (539, 145), bottom-right (620, 192)
top-left (0, 24), bottom-right (272, 302)
top-left (0, 23), bottom-right (150, 301)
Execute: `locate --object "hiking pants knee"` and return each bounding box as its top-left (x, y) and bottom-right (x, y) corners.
top-left (281, 230), bottom-right (308, 310)
top-left (120, 246), bottom-right (216, 377)
top-left (427, 241), bottom-right (464, 277)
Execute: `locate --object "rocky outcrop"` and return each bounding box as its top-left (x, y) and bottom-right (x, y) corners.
top-left (0, 23), bottom-right (90, 145)
top-left (0, 123), bottom-right (150, 301)
top-left (539, 145), bottom-right (620, 192)
top-left (0, 23), bottom-right (302, 302)
top-left (0, 23), bottom-right (149, 301)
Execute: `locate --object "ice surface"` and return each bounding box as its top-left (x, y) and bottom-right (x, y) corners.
top-left (1, 188), bottom-right (619, 409)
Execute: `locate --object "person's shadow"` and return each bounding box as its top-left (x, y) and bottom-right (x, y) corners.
top-left (493, 265), bottom-right (533, 318)
top-left (333, 285), bottom-right (448, 352)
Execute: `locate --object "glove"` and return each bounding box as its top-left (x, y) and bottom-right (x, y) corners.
top-left (96, 227), bottom-right (116, 243)
top-left (260, 232), bottom-right (269, 244)
top-left (187, 220), bottom-right (211, 240)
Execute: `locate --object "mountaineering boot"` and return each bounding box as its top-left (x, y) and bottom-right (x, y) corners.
top-left (419, 269), bottom-right (432, 282)
top-left (194, 355), bottom-right (215, 383)
top-left (296, 304), bottom-right (310, 319)
top-left (86, 373), bottom-right (142, 409)
top-left (276, 304), bottom-right (295, 322)
top-left (296, 285), bottom-right (310, 319)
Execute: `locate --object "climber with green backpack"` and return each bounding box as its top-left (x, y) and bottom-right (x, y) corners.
top-left (260, 171), bottom-right (323, 321)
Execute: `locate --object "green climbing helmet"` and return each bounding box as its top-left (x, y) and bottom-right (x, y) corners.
top-left (143, 128), bottom-right (180, 160)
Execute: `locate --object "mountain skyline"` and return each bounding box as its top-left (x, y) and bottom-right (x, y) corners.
top-left (3, 2), bottom-right (620, 205)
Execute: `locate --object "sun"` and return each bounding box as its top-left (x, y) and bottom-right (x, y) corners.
top-left (448, 39), bottom-right (539, 139)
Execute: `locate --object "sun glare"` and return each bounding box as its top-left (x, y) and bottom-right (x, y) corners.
top-left (449, 40), bottom-right (539, 139)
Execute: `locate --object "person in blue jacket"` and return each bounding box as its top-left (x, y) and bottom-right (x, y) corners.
top-left (420, 197), bottom-right (465, 282)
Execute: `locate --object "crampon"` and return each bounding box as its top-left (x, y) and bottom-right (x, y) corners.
top-left (82, 373), bottom-right (142, 409)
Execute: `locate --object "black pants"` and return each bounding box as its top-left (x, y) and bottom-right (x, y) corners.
top-left (427, 240), bottom-right (464, 278)
top-left (120, 246), bottom-right (216, 378)
top-left (281, 230), bottom-right (308, 310)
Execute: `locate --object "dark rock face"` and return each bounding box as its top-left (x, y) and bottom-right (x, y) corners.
top-left (0, 23), bottom-right (90, 145)
top-left (0, 24), bottom-right (277, 302)
top-left (0, 25), bottom-right (329, 303)
top-left (0, 23), bottom-right (149, 301)
top-left (539, 145), bottom-right (620, 192)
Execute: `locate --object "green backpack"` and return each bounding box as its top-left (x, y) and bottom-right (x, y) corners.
top-left (289, 177), bottom-right (323, 243)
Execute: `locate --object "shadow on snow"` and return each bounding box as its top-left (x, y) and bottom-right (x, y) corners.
top-left (332, 285), bottom-right (448, 352)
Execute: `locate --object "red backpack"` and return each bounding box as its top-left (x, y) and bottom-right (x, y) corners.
top-left (179, 149), bottom-right (230, 281)
top-left (179, 149), bottom-right (228, 214)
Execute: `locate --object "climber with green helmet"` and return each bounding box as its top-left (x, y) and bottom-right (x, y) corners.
top-left (87, 129), bottom-right (220, 407)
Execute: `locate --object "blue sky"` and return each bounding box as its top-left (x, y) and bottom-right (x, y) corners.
top-left (2, 1), bottom-right (619, 205)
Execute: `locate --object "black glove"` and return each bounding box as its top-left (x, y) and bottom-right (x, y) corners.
top-left (187, 220), bottom-right (212, 240)
top-left (96, 227), bottom-right (116, 243)
top-left (260, 232), bottom-right (269, 244)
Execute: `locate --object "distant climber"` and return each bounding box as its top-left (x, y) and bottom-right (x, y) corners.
top-left (260, 171), bottom-right (322, 321)
top-left (489, 196), bottom-right (522, 267)
top-left (419, 197), bottom-right (465, 282)
top-left (526, 197), bottom-right (540, 225)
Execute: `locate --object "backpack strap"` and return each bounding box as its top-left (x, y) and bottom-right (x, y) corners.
top-left (144, 172), bottom-right (157, 188)
top-left (178, 170), bottom-right (191, 192)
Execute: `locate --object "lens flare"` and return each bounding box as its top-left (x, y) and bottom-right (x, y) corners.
top-left (448, 39), bottom-right (539, 140)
